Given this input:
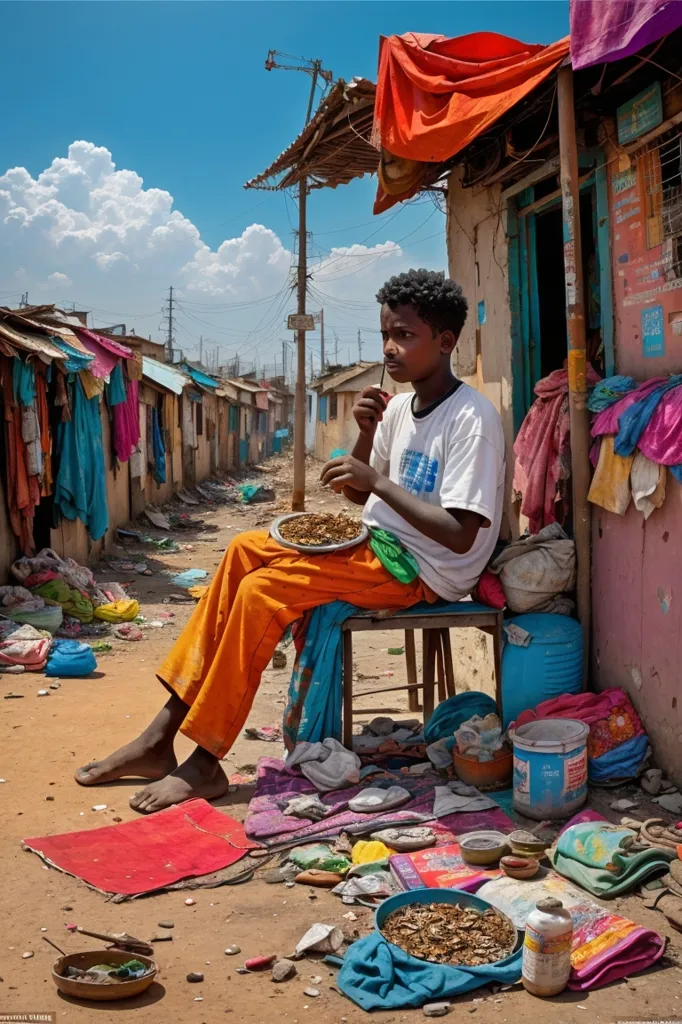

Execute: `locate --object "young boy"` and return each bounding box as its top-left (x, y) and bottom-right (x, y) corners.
top-left (75, 269), bottom-right (505, 813)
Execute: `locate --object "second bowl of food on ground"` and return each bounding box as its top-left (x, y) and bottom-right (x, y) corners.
top-left (458, 830), bottom-right (510, 866)
top-left (52, 950), bottom-right (158, 1002)
top-left (270, 512), bottom-right (368, 553)
top-left (376, 888), bottom-right (519, 967)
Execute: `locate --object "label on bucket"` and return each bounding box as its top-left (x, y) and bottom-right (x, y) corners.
top-left (513, 757), bottom-right (530, 805)
top-left (564, 752), bottom-right (587, 792)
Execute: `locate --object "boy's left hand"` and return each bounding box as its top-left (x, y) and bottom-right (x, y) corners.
top-left (320, 455), bottom-right (379, 494)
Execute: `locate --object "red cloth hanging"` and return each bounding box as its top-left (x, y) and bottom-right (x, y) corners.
top-left (373, 31), bottom-right (569, 212)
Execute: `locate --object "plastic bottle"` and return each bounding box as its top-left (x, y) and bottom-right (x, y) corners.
top-left (522, 897), bottom-right (574, 997)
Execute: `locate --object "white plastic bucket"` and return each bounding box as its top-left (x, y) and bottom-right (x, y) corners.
top-left (510, 718), bottom-right (589, 820)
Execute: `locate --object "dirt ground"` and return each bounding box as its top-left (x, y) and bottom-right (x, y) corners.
top-left (1, 453), bottom-right (681, 1024)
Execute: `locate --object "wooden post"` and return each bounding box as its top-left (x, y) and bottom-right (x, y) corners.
top-left (557, 66), bottom-right (591, 685)
top-left (292, 175), bottom-right (307, 512)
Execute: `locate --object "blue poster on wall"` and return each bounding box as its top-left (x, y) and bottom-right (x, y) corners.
top-left (641, 304), bottom-right (665, 358)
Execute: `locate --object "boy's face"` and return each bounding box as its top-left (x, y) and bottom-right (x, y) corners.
top-left (379, 303), bottom-right (456, 384)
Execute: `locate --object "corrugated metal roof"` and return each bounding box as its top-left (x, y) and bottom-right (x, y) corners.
top-left (245, 78), bottom-right (379, 192)
top-left (223, 377), bottom-right (266, 394)
top-left (142, 357), bottom-right (191, 395)
top-left (215, 382), bottom-right (240, 402)
top-left (313, 361), bottom-right (380, 393)
top-left (0, 318), bottom-right (67, 362)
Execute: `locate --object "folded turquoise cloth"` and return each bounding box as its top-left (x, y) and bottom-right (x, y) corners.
top-left (549, 821), bottom-right (674, 898)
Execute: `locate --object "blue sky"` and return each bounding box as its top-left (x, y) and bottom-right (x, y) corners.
top-left (1, 1), bottom-right (569, 370)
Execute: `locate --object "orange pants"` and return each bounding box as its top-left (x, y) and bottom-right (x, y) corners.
top-left (158, 529), bottom-right (432, 758)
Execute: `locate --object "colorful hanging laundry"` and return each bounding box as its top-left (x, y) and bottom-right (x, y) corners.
top-left (513, 368), bottom-right (601, 533)
top-left (1, 357), bottom-right (40, 554)
top-left (53, 376), bottom-right (109, 542)
top-left (112, 377), bottom-right (140, 463)
top-left (631, 452), bottom-right (666, 519)
top-left (587, 375), bottom-right (636, 413)
top-left (587, 437), bottom-right (635, 515)
top-left (151, 406), bottom-right (166, 483)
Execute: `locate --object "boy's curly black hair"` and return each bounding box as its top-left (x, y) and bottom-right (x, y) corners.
top-left (376, 269), bottom-right (468, 338)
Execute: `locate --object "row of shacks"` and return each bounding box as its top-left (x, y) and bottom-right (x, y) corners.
top-left (247, 10), bottom-right (682, 779)
top-left (0, 303), bottom-right (292, 577)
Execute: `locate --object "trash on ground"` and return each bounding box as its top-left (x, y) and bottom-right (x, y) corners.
top-left (244, 725), bottom-right (282, 742)
top-left (296, 923), bottom-right (345, 955)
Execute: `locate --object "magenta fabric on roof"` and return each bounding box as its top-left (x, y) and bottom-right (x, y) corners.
top-left (74, 328), bottom-right (133, 379)
top-left (570, 0), bottom-right (682, 70)
top-left (112, 378), bottom-right (141, 463)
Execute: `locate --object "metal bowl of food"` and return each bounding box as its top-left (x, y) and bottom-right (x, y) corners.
top-left (270, 512), bottom-right (368, 554)
top-left (376, 888), bottom-right (519, 967)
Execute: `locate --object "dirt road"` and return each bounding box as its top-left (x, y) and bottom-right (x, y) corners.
top-left (1, 454), bottom-right (680, 1023)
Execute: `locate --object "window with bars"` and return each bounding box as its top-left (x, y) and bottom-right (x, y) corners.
top-left (641, 129), bottom-right (682, 279)
top-left (329, 392), bottom-right (338, 420)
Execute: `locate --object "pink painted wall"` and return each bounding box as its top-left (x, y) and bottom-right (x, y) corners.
top-left (591, 151), bottom-right (682, 782)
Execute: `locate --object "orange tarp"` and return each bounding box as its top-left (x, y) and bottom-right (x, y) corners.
top-left (373, 31), bottom-right (570, 212)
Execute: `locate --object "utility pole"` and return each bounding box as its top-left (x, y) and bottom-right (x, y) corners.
top-left (199, 335), bottom-right (203, 365)
top-left (558, 66), bottom-right (591, 685)
top-left (319, 307), bottom-right (325, 373)
top-left (333, 330), bottom-right (339, 364)
top-left (357, 329), bottom-right (363, 362)
top-left (309, 349), bottom-right (314, 383)
top-left (282, 340), bottom-right (287, 383)
top-left (162, 285), bottom-right (175, 363)
top-left (264, 50), bottom-right (332, 511)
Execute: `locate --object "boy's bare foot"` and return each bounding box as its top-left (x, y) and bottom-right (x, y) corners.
top-left (129, 748), bottom-right (228, 813)
top-left (75, 736), bottom-right (178, 787)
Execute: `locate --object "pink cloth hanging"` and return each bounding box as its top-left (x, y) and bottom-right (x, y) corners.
top-left (112, 378), bottom-right (140, 463)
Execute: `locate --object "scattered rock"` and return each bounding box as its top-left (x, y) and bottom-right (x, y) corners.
top-left (186, 972), bottom-right (204, 983)
top-left (45, 796), bottom-right (54, 801)
top-left (49, 682), bottom-right (60, 690)
top-left (224, 946), bottom-right (241, 956)
top-left (424, 1003), bottom-right (451, 1018)
top-left (112, 816), bottom-right (123, 823)
top-left (37, 690), bottom-right (49, 696)
top-left (271, 648), bottom-right (287, 670)
top-left (22, 952), bottom-right (34, 959)
top-left (158, 921), bottom-right (174, 929)
top-left (309, 975), bottom-right (322, 984)
top-left (91, 804), bottom-right (107, 811)
top-left (185, 898), bottom-right (196, 906)
top-left (610, 798), bottom-right (638, 812)
top-left (272, 959), bottom-right (297, 983)
top-left (654, 791), bottom-right (682, 814)
top-left (641, 769), bottom-right (663, 796)
top-left (0, 779), bottom-right (6, 783)
top-left (304, 987), bottom-right (320, 997)
top-left (150, 935), bottom-right (173, 943)
top-left (62, 905), bottom-right (73, 912)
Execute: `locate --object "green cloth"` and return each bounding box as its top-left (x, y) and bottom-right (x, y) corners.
top-left (549, 822), bottom-right (674, 899)
top-left (369, 528), bottom-right (420, 584)
top-left (34, 580), bottom-right (94, 623)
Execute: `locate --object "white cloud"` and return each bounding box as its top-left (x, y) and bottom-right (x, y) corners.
top-left (46, 271), bottom-right (73, 288)
top-left (0, 141), bottom-right (442, 366)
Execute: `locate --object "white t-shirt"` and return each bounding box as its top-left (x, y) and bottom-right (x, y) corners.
top-left (362, 383), bottom-right (505, 602)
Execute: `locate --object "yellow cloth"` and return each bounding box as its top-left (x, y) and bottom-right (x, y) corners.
top-left (93, 599), bottom-right (140, 623)
top-left (351, 840), bottom-right (395, 865)
top-left (587, 436), bottom-right (634, 515)
top-left (188, 585), bottom-right (209, 600)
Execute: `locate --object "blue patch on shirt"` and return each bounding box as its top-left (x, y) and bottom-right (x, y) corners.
top-left (399, 450), bottom-right (438, 494)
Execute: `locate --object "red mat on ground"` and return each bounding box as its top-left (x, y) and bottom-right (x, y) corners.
top-left (23, 798), bottom-right (260, 896)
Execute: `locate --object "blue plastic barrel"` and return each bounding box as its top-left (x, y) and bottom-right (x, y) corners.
top-left (511, 718), bottom-right (589, 820)
top-left (501, 613), bottom-right (583, 728)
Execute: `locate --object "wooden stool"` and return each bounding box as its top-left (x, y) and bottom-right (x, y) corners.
top-left (341, 602), bottom-right (504, 749)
